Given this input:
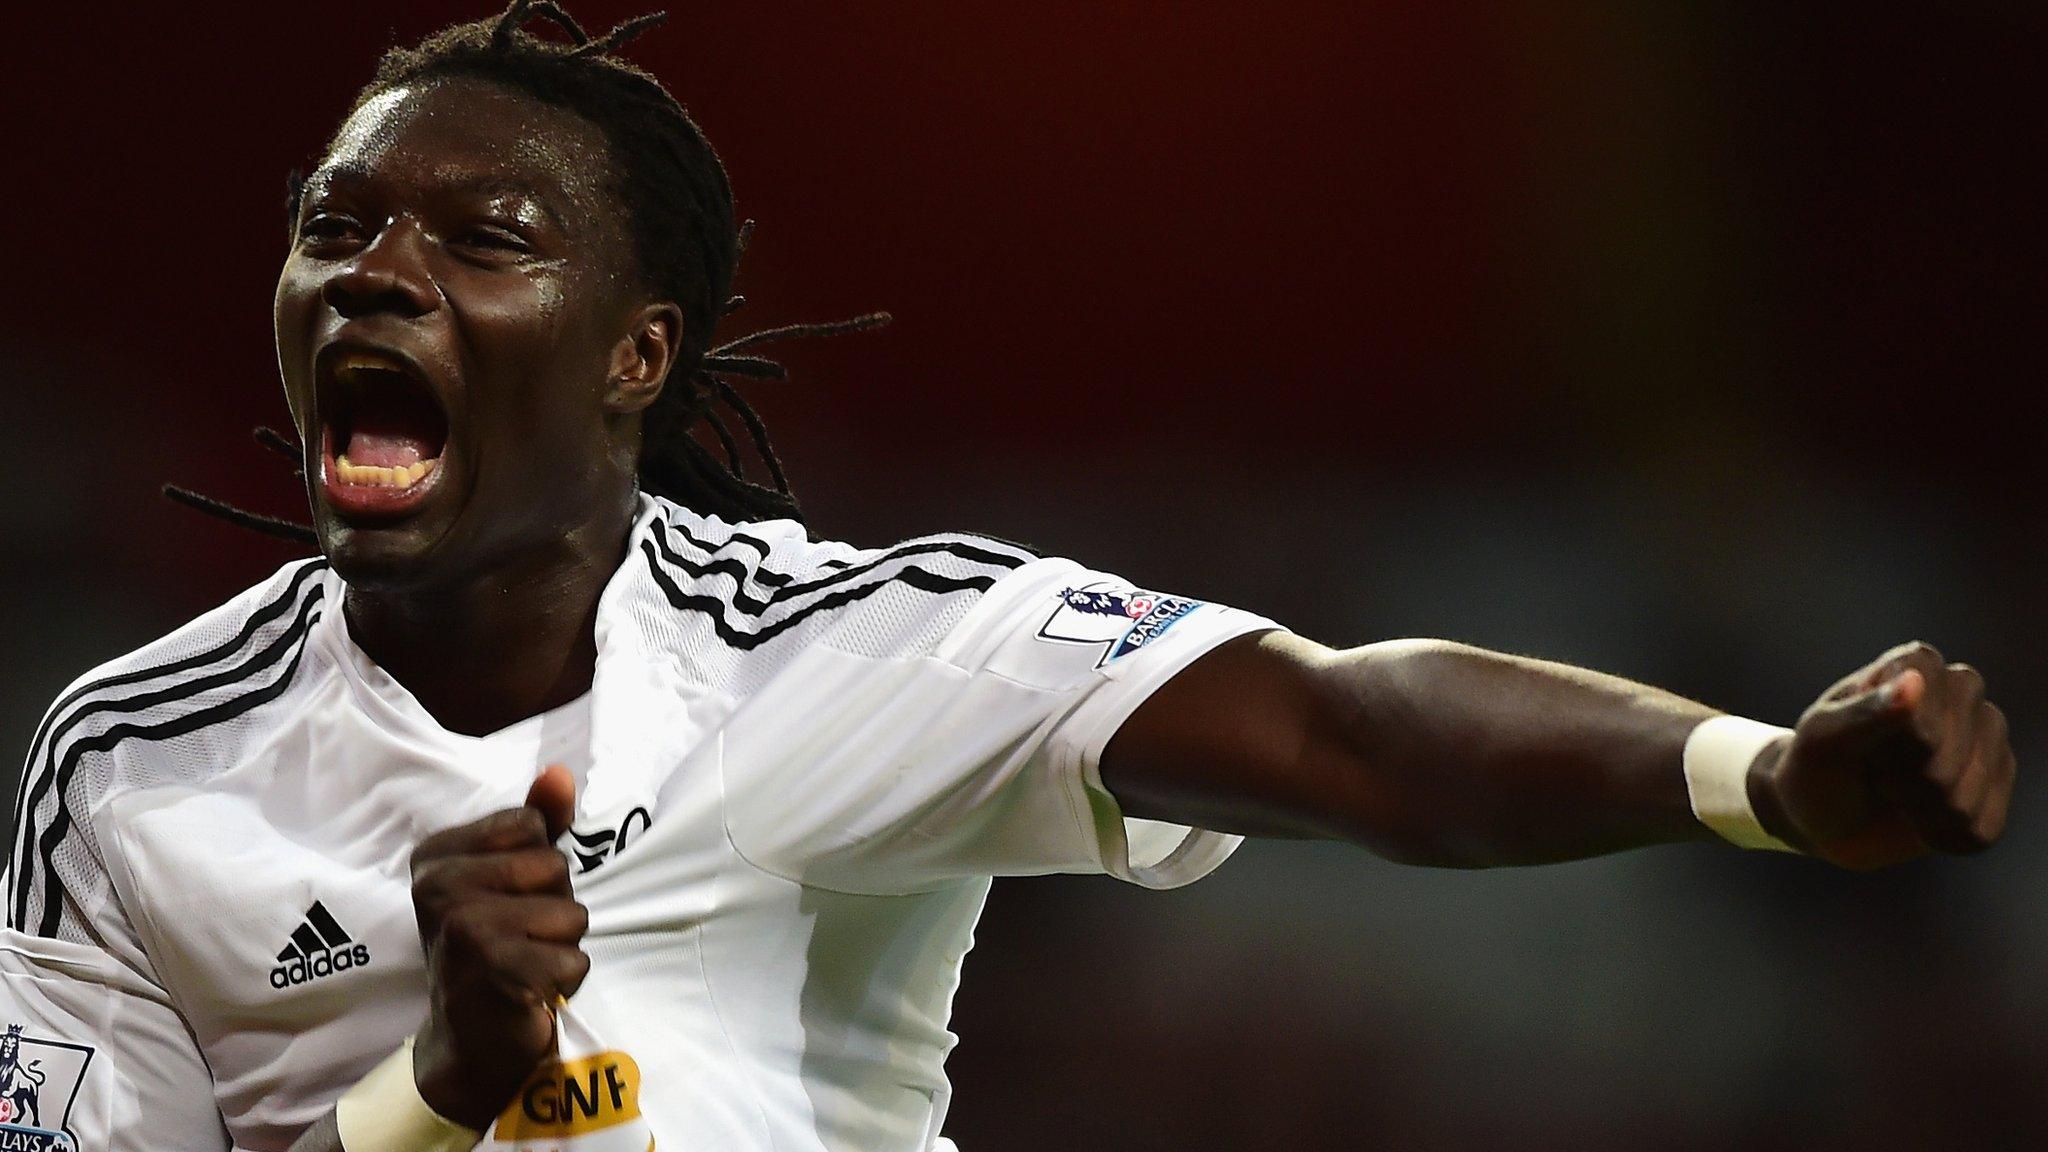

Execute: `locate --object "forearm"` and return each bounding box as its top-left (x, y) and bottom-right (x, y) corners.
top-left (1310, 639), bottom-right (1726, 865)
top-left (285, 1033), bottom-right (491, 1152)
top-left (1106, 634), bottom-right (1744, 867)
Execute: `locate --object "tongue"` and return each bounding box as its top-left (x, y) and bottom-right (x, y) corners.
top-left (345, 411), bottom-right (440, 468)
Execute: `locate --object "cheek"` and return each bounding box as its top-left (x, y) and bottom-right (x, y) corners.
top-left (273, 258), bottom-right (320, 344)
top-left (456, 270), bottom-right (614, 461)
top-left (274, 258), bottom-right (324, 419)
top-left (454, 267), bottom-right (570, 366)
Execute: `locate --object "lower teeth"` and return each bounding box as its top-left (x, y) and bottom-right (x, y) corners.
top-left (336, 456), bottom-right (438, 488)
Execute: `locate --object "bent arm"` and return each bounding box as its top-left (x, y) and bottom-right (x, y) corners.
top-left (1101, 632), bottom-right (1751, 867)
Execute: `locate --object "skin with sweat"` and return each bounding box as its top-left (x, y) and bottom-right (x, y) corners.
top-left (276, 76), bottom-right (681, 740)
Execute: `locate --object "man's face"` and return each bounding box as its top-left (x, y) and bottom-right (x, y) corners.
top-left (275, 77), bottom-right (646, 591)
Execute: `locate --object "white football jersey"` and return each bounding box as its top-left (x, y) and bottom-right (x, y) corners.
top-left (0, 494), bottom-right (1278, 1152)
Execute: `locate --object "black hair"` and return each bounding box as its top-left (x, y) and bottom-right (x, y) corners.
top-left (169, 0), bottom-right (885, 544)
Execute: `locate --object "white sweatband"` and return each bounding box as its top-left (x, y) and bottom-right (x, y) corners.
top-left (335, 1035), bottom-right (483, 1152)
top-left (1683, 715), bottom-right (1799, 853)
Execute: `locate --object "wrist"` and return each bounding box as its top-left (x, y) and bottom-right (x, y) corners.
top-left (1743, 734), bottom-right (1808, 851)
top-left (334, 1035), bottom-right (482, 1152)
top-left (411, 1027), bottom-right (504, 1133)
top-left (1683, 714), bottom-right (1800, 852)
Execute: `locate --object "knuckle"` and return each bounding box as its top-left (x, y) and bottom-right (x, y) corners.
top-left (1942, 786), bottom-right (1975, 817)
top-left (1982, 702), bottom-right (2009, 744)
top-left (1947, 663), bottom-right (1985, 701)
top-left (1892, 640), bottom-right (1942, 667)
top-left (531, 896), bottom-right (588, 942)
top-left (562, 947), bottom-right (593, 993)
top-left (541, 850), bottom-right (572, 890)
top-left (454, 808), bottom-right (533, 854)
top-left (489, 807), bottom-right (546, 845)
top-left (501, 848), bottom-right (569, 892)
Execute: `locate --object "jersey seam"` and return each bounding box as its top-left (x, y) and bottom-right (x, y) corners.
top-left (972, 666), bottom-right (1117, 872)
top-left (701, 734), bottom-right (799, 1150)
top-left (98, 818), bottom-right (230, 1129)
top-left (94, 783), bottom-right (198, 1022)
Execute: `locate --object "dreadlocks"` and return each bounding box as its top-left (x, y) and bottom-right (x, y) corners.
top-left (169, 0), bottom-right (886, 544)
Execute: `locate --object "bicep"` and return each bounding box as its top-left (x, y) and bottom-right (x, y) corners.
top-left (1, 931), bottom-right (228, 1151)
top-left (1100, 629), bottom-right (1378, 840)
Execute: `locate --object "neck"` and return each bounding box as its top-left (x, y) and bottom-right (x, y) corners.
top-left (342, 501), bottom-right (636, 738)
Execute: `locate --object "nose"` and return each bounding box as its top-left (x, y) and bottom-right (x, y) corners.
top-left (321, 219), bottom-right (440, 319)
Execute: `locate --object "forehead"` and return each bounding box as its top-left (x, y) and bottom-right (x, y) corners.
top-left (313, 76), bottom-right (617, 216)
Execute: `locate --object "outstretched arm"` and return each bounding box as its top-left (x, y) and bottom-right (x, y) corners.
top-left (1101, 634), bottom-right (2013, 868)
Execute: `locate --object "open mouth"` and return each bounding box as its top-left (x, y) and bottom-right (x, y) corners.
top-left (317, 348), bottom-right (450, 515)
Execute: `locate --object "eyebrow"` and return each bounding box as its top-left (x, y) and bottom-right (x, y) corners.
top-left (303, 168), bottom-right (571, 230)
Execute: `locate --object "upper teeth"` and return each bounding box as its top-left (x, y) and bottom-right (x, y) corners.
top-left (336, 457), bottom-right (438, 488)
top-left (335, 352), bottom-right (408, 378)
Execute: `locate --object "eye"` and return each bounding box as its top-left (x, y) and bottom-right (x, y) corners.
top-left (297, 211), bottom-right (366, 251)
top-left (452, 223), bottom-right (534, 256)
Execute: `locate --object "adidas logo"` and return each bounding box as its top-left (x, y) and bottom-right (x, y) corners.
top-left (269, 901), bottom-right (371, 990)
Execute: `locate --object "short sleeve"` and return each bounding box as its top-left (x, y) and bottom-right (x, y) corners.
top-left (719, 557), bottom-right (1283, 895)
top-left (4, 676), bottom-right (230, 1149)
top-left (0, 929), bottom-right (229, 1151)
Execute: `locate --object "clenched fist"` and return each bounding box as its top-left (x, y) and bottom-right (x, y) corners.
top-left (1755, 642), bottom-right (2016, 869)
top-left (409, 765), bottom-right (588, 1130)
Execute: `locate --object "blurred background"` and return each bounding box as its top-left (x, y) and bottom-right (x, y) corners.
top-left (5, 3), bottom-right (2043, 1148)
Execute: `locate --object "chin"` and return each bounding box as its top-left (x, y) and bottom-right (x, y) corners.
top-left (316, 515), bottom-right (459, 593)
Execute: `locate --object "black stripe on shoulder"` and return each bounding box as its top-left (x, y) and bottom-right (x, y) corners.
top-left (14, 583), bottom-right (327, 937)
top-left (637, 539), bottom-right (994, 652)
top-left (659, 518), bottom-right (793, 584)
top-left (9, 561), bottom-right (326, 830)
top-left (650, 520), bottom-right (1027, 620)
top-left (951, 530), bottom-right (1041, 559)
top-left (661, 515), bottom-right (1032, 588)
top-left (9, 563), bottom-right (327, 925)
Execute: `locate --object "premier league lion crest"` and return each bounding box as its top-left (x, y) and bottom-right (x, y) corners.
top-left (1037, 581), bottom-right (1203, 667)
top-left (0, 1023), bottom-right (92, 1152)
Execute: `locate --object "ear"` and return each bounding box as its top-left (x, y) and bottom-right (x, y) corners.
top-left (604, 302), bottom-right (686, 414)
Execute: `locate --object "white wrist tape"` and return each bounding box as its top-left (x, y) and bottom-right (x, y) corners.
top-left (1683, 715), bottom-right (1798, 853)
top-left (335, 1036), bottom-right (483, 1152)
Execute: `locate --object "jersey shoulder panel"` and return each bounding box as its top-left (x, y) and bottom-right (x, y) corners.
top-left (6, 558), bottom-right (334, 944)
top-left (630, 497), bottom-right (1040, 690)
